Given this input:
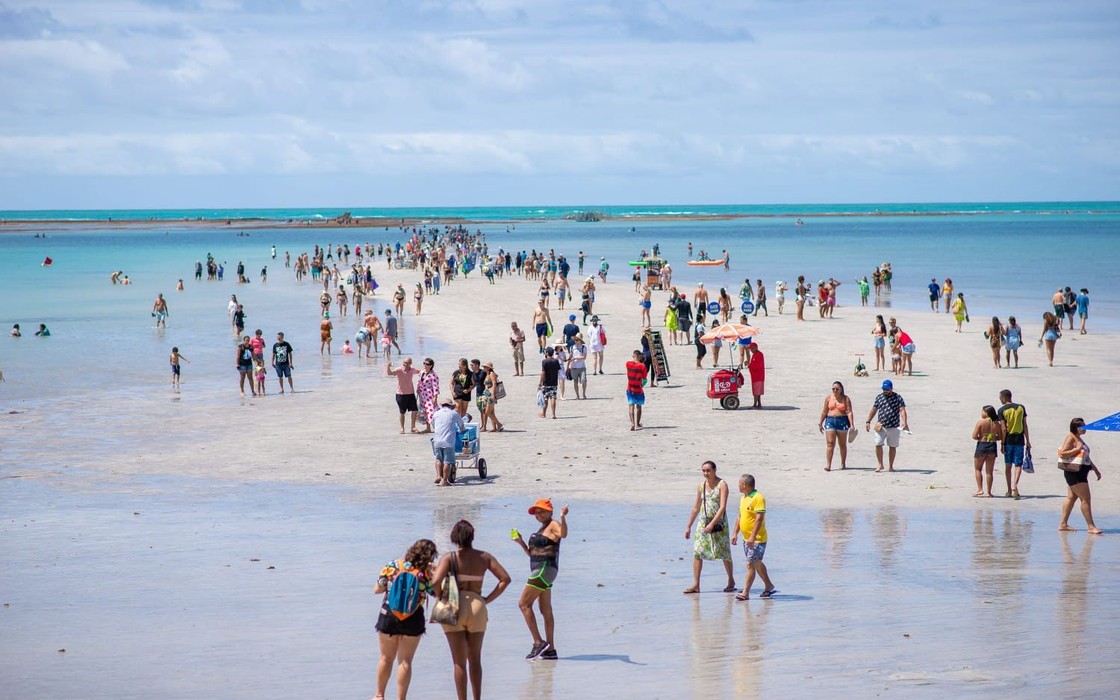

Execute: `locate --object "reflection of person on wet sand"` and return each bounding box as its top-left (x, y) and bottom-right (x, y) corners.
top-left (1057, 417), bottom-right (1103, 534)
top-left (683, 461), bottom-right (735, 594)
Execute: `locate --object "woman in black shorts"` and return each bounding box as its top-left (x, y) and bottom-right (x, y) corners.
top-left (1058, 418), bottom-right (1103, 534)
top-left (373, 539), bottom-right (438, 700)
top-left (970, 405), bottom-right (1003, 497)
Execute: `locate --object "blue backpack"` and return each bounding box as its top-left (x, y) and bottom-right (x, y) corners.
top-left (386, 561), bottom-right (424, 621)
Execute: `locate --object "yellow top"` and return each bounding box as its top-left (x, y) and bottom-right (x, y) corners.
top-left (739, 491), bottom-right (767, 543)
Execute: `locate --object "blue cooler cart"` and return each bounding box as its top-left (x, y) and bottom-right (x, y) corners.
top-left (450, 422), bottom-right (487, 482)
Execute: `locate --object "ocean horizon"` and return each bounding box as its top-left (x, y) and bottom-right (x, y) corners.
top-left (3, 200), bottom-right (1120, 223)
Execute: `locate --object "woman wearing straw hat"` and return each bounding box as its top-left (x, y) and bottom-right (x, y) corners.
top-left (513, 498), bottom-right (569, 660)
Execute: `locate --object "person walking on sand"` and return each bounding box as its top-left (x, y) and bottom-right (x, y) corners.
top-left (513, 499), bottom-right (569, 660)
top-left (388, 357), bottom-right (421, 434)
top-left (951, 293), bottom-right (968, 332)
top-left (169, 347), bottom-right (188, 391)
top-left (1003, 316), bottom-right (1023, 368)
top-left (997, 389), bottom-right (1031, 499)
top-left (639, 285), bottom-right (652, 327)
top-left (587, 316), bottom-right (606, 375)
top-left (694, 283), bottom-right (709, 325)
top-left (152, 293), bottom-right (169, 328)
top-left (819, 381), bottom-right (855, 471)
top-left (537, 347), bottom-right (560, 419)
top-left (971, 405), bottom-right (1004, 498)
top-left (753, 279), bottom-right (768, 316)
top-left (865, 379), bottom-right (909, 472)
top-left (509, 322), bottom-right (526, 376)
top-left (531, 298), bottom-right (552, 355)
top-left (568, 334), bottom-right (588, 399)
top-left (479, 362), bottom-right (504, 432)
top-left (416, 358), bottom-right (440, 433)
top-left (731, 473), bottom-right (777, 601)
top-left (1057, 418), bottom-right (1103, 535)
top-left (795, 276), bottom-right (807, 321)
top-left (1076, 288), bottom-right (1090, 334)
top-left (985, 317), bottom-right (1004, 368)
top-left (431, 400), bottom-right (464, 486)
top-left (1039, 311), bottom-right (1061, 367)
top-left (431, 520), bottom-right (512, 700)
top-left (942, 278), bottom-right (953, 313)
top-left (235, 335), bottom-right (256, 397)
top-left (625, 349), bottom-right (646, 430)
top-left (928, 278), bottom-right (941, 312)
top-left (373, 539), bottom-right (438, 700)
top-left (272, 332), bottom-right (295, 394)
top-left (363, 311), bottom-right (383, 359)
top-left (684, 461), bottom-right (735, 594)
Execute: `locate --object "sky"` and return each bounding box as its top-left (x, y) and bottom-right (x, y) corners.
top-left (0, 0), bottom-right (1118, 209)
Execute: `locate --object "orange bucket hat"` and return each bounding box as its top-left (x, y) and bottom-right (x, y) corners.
top-left (528, 498), bottom-right (554, 515)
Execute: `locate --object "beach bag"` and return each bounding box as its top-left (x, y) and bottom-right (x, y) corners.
top-left (430, 554), bottom-right (460, 625)
top-left (1023, 447), bottom-right (1034, 474)
top-left (599, 326), bottom-right (607, 346)
top-left (1057, 446), bottom-right (1087, 472)
top-left (494, 381), bottom-right (507, 401)
top-left (386, 561), bottom-right (425, 621)
top-left (536, 390), bottom-right (546, 408)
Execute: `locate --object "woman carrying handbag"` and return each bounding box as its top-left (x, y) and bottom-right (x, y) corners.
top-left (431, 520), bottom-right (511, 700)
top-left (1057, 418), bottom-right (1103, 534)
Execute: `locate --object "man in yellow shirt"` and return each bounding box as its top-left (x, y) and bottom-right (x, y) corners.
top-left (731, 474), bottom-right (777, 601)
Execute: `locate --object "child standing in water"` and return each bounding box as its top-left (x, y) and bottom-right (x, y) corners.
top-left (169, 347), bottom-right (189, 391)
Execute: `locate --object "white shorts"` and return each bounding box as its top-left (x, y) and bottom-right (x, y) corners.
top-left (874, 427), bottom-right (901, 448)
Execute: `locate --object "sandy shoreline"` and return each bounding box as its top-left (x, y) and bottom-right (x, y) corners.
top-left (6, 250), bottom-right (1116, 518)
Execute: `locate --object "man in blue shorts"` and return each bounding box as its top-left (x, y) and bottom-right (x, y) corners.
top-left (927, 278), bottom-right (941, 312)
top-left (997, 389), bottom-right (1030, 499)
top-left (625, 350), bottom-right (646, 430)
top-left (431, 400), bottom-right (464, 486)
top-left (1076, 288), bottom-right (1089, 335)
top-left (531, 298), bottom-right (552, 354)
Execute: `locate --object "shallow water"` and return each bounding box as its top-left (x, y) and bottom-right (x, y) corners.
top-left (3, 474), bottom-right (1117, 699)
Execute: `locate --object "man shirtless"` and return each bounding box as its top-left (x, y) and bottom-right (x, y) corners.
top-left (694, 283), bottom-right (710, 324)
top-left (531, 299), bottom-right (553, 354)
top-left (639, 285), bottom-right (652, 327)
top-left (152, 293), bottom-right (169, 328)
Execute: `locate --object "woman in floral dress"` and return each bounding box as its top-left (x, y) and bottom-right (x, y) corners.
top-left (683, 460), bottom-right (735, 594)
top-left (416, 358), bottom-right (440, 433)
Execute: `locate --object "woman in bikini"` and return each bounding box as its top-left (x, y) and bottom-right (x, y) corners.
top-left (450, 358), bottom-right (474, 417)
top-left (479, 362), bottom-right (504, 432)
top-left (413, 282), bottom-right (424, 315)
top-left (985, 317), bottom-right (1003, 368)
top-left (971, 405), bottom-right (1004, 497)
top-left (819, 382), bottom-right (855, 471)
top-left (431, 520), bottom-right (511, 700)
top-left (513, 499), bottom-right (569, 660)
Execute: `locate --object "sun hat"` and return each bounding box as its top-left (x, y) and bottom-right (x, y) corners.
top-left (483, 361), bottom-right (493, 369)
top-left (574, 333), bottom-right (583, 341)
top-left (529, 498), bottom-right (554, 514)
top-left (882, 379), bottom-right (893, 390)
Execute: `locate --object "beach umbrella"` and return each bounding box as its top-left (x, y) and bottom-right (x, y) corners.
top-left (700, 322), bottom-right (760, 345)
top-left (1084, 411), bottom-right (1120, 432)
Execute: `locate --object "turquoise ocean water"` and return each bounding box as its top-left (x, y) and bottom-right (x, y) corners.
top-left (1, 203), bottom-right (1118, 414)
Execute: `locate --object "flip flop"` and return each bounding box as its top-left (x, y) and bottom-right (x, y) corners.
top-left (682, 587), bottom-right (700, 595)
top-left (760, 589), bottom-right (778, 599)
top-left (723, 584), bottom-right (737, 593)
top-left (734, 593), bottom-right (749, 601)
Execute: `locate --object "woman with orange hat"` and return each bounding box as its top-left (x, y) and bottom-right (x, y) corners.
top-left (513, 498), bottom-right (569, 660)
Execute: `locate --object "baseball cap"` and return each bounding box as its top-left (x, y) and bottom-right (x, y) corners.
top-left (882, 380), bottom-right (893, 390)
top-left (569, 314), bottom-right (576, 320)
top-left (528, 498), bottom-right (553, 514)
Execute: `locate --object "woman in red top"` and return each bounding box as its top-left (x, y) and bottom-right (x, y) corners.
top-left (747, 346), bottom-right (765, 409)
top-left (897, 328), bottom-right (916, 376)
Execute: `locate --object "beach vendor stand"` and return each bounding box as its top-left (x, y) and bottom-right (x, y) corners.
top-left (700, 322), bottom-right (761, 410)
top-left (628, 258), bottom-right (667, 290)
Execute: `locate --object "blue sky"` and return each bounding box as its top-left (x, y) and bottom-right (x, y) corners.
top-left (1, 0), bottom-right (1117, 209)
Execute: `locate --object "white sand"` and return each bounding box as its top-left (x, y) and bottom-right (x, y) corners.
top-left (28, 261), bottom-right (1118, 517)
